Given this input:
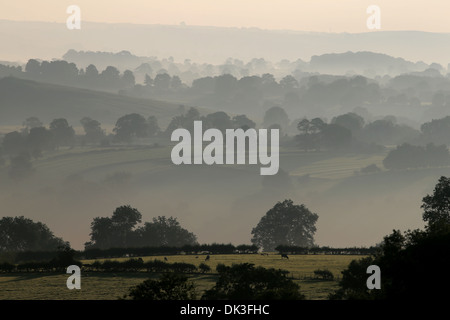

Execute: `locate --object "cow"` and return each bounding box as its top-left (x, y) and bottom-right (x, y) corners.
top-left (281, 254), bottom-right (289, 259)
top-left (164, 257), bottom-right (168, 261)
top-left (205, 255), bottom-right (210, 261)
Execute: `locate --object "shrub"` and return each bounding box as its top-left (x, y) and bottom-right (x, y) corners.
top-left (202, 263), bottom-right (305, 300)
top-left (124, 273), bottom-right (197, 300)
top-left (313, 269), bottom-right (334, 280)
top-left (198, 263), bottom-right (211, 273)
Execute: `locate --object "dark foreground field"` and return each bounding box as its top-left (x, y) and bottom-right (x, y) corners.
top-left (0, 254), bottom-right (362, 300)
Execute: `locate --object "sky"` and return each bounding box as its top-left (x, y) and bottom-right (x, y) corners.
top-left (1, 0), bottom-right (450, 33)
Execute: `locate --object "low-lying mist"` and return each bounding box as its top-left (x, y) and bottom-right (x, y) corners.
top-left (0, 148), bottom-right (439, 251)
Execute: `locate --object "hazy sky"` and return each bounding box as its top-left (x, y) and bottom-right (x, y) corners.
top-left (1, 0), bottom-right (450, 33)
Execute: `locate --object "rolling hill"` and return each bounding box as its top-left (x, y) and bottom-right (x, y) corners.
top-left (0, 76), bottom-right (185, 130)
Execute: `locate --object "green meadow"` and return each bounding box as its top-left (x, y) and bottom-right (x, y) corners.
top-left (0, 254), bottom-right (365, 300)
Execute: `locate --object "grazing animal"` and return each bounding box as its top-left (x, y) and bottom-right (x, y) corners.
top-left (205, 255), bottom-right (210, 261)
top-left (281, 254), bottom-right (289, 259)
top-left (164, 257), bottom-right (168, 261)
top-left (195, 256), bottom-right (198, 259)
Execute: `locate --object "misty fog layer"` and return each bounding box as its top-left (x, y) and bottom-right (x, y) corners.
top-left (0, 141), bottom-right (439, 250)
top-left (2, 20), bottom-right (450, 251)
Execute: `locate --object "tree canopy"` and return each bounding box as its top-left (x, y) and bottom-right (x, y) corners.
top-left (113, 113), bottom-right (149, 142)
top-left (251, 199), bottom-right (319, 252)
top-left (0, 216), bottom-right (66, 252)
top-left (421, 176), bottom-right (450, 233)
top-left (86, 206), bottom-right (197, 249)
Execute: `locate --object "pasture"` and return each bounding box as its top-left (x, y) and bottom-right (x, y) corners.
top-left (0, 254), bottom-right (365, 300)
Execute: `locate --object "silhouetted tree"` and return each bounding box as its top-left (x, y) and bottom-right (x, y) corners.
top-left (27, 126), bottom-right (54, 156)
top-left (122, 69), bottom-right (136, 88)
top-left (40, 60), bottom-right (78, 84)
top-left (279, 75), bottom-right (299, 90)
top-left (85, 64), bottom-right (99, 79)
top-left (113, 113), bottom-right (149, 142)
top-left (263, 106), bottom-right (289, 130)
top-left (251, 199), bottom-right (319, 251)
top-left (331, 113), bottom-right (365, 136)
top-left (49, 118), bottom-right (75, 148)
top-left (100, 66), bottom-right (121, 89)
top-left (296, 118), bottom-right (325, 151)
top-left (421, 116), bottom-right (450, 145)
top-left (154, 73), bottom-right (171, 91)
top-left (232, 114), bottom-right (256, 129)
top-left (135, 216), bottom-right (197, 247)
top-left (0, 216), bottom-right (65, 252)
top-left (2, 131), bottom-right (26, 156)
top-left (80, 117), bottom-right (105, 144)
top-left (421, 176), bottom-right (450, 233)
top-left (86, 217), bottom-right (114, 250)
top-left (170, 75), bottom-right (183, 90)
top-left (203, 111), bottom-right (232, 132)
top-left (22, 117), bottom-right (43, 134)
top-left (87, 205), bottom-right (142, 249)
top-left (25, 59), bottom-right (41, 77)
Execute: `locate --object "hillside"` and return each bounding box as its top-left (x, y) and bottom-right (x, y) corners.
top-left (0, 77), bottom-right (184, 129)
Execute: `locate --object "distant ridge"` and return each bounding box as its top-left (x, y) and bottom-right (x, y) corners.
top-left (1, 20), bottom-right (450, 66)
top-left (61, 49), bottom-right (437, 77)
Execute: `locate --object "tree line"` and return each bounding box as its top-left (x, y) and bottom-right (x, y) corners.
top-left (0, 199), bottom-right (320, 258)
top-left (2, 57), bottom-right (447, 115)
top-left (1, 243), bottom-right (258, 265)
top-left (274, 245), bottom-right (377, 255)
top-left (83, 243), bottom-right (258, 260)
top-left (0, 257), bottom-right (203, 275)
top-left (3, 107), bottom-right (450, 180)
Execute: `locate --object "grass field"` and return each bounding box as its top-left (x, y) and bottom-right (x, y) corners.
top-left (0, 254), bottom-right (365, 300)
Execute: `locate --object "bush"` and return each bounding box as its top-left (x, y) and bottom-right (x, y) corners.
top-left (202, 263), bottom-right (305, 300)
top-left (313, 269), bottom-right (334, 280)
top-left (198, 263), bottom-right (211, 273)
top-left (124, 273), bottom-right (197, 300)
